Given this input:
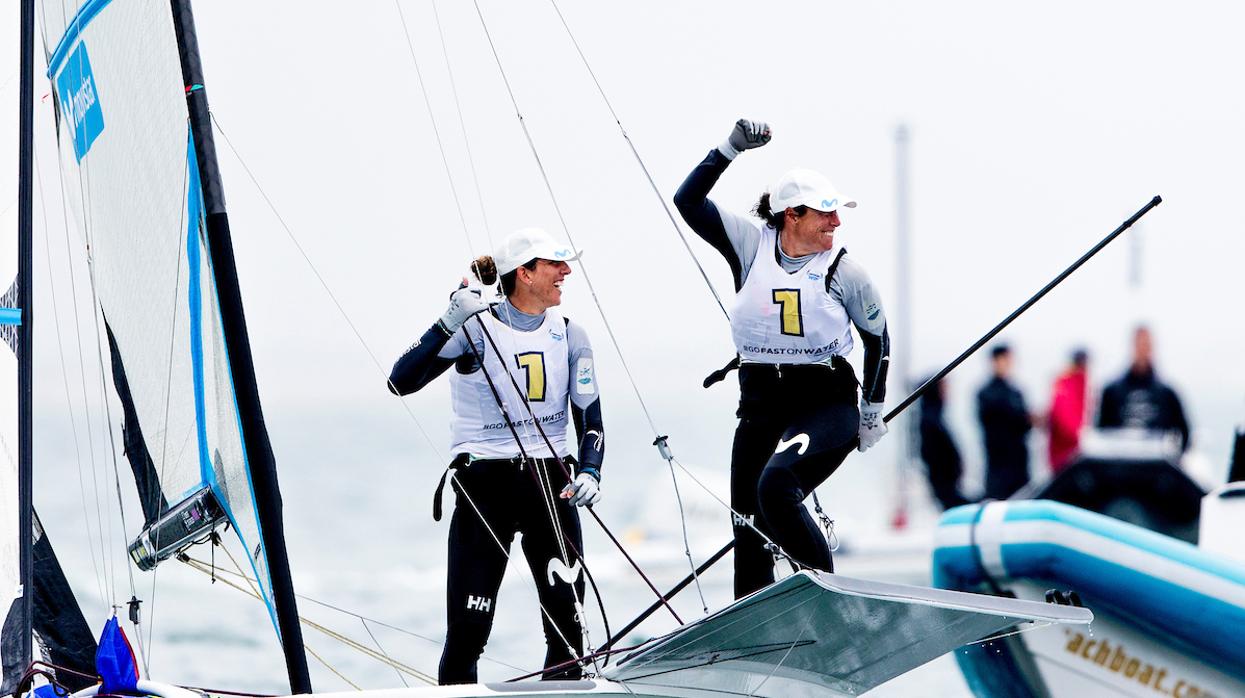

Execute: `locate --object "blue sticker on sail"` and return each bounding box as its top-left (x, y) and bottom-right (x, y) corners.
top-left (55, 42), bottom-right (105, 162)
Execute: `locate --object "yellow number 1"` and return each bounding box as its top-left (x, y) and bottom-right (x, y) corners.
top-left (515, 352), bottom-right (546, 401)
top-left (772, 289), bottom-right (803, 336)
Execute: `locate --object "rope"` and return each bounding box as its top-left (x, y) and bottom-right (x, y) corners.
top-left (209, 111), bottom-right (583, 678)
top-left (546, 0), bottom-right (731, 323)
top-left (181, 552), bottom-right (437, 686)
top-left (393, 0), bottom-right (477, 257)
top-left (431, 0), bottom-right (495, 249)
top-left (389, 0), bottom-right (608, 667)
top-left (32, 138), bottom-right (108, 606)
top-left (468, 0), bottom-right (715, 622)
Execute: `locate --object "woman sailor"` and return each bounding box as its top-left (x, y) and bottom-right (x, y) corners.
top-left (674, 119), bottom-right (890, 599)
top-left (388, 228), bottom-right (604, 684)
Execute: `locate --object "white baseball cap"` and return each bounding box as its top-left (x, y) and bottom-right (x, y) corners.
top-left (494, 227), bottom-right (580, 276)
top-left (768, 168), bottom-right (857, 213)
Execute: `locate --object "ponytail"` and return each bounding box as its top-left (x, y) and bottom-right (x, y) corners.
top-left (470, 255), bottom-right (498, 285)
top-left (472, 254), bottom-right (535, 297)
top-left (753, 193), bottom-right (808, 232)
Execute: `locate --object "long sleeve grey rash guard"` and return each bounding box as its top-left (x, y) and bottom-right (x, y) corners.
top-left (674, 147), bottom-right (890, 403)
top-left (388, 300), bottom-right (606, 473)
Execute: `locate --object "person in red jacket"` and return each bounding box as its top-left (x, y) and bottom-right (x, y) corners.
top-left (1047, 348), bottom-right (1089, 474)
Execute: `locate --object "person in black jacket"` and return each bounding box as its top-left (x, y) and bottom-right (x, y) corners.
top-left (977, 345), bottom-right (1032, 500)
top-left (1097, 326), bottom-right (1190, 452)
top-left (918, 376), bottom-right (972, 510)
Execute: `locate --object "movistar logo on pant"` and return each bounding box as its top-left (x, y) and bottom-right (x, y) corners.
top-left (56, 42), bottom-right (105, 162)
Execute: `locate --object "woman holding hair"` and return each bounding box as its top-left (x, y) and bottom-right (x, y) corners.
top-left (388, 228), bottom-right (605, 684)
top-left (674, 119), bottom-right (891, 598)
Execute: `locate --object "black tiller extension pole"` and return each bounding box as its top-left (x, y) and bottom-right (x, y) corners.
top-left (601, 539), bottom-right (735, 652)
top-left (884, 195), bottom-right (1162, 424)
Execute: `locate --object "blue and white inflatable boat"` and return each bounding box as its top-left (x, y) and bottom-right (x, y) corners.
top-left (933, 499), bottom-right (1245, 697)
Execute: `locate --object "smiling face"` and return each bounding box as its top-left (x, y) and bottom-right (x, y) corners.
top-left (511, 258), bottom-right (572, 313)
top-left (780, 208), bottom-right (842, 257)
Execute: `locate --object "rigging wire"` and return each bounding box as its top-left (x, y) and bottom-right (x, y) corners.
top-left (202, 542), bottom-right (438, 687)
top-left (362, 618), bottom-right (409, 688)
top-left (180, 553), bottom-right (529, 675)
top-left (469, 0), bottom-right (664, 439)
top-left (393, 0), bottom-right (480, 258)
top-left (546, 2), bottom-right (853, 586)
top-left (31, 136), bottom-right (107, 606)
top-left (465, 0), bottom-right (717, 614)
top-left (207, 113), bottom-right (448, 465)
top-left (546, 0), bottom-right (730, 323)
top-left (431, 0), bottom-right (495, 249)
top-left (390, 0), bottom-right (605, 667)
top-left (49, 104), bottom-right (113, 612)
top-left (208, 109), bottom-right (583, 679)
top-left (65, 9), bottom-right (121, 605)
top-left (144, 140), bottom-right (193, 669)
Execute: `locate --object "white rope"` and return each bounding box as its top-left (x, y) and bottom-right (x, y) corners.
top-left (32, 135), bottom-right (107, 606)
top-left (467, 1), bottom-right (717, 615)
top-left (546, 0), bottom-right (731, 323)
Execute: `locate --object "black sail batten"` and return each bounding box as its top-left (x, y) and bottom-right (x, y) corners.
top-left (168, 1), bottom-right (312, 692)
top-left (104, 322), bottom-right (170, 525)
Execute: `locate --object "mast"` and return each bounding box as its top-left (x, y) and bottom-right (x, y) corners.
top-left (891, 124), bottom-right (913, 529)
top-left (17, 0), bottom-right (36, 674)
top-left (167, 2), bottom-right (312, 692)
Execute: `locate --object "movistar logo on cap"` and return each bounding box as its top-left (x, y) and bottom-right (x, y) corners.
top-left (555, 250), bottom-right (569, 259)
top-left (821, 198), bottom-right (838, 210)
top-left (56, 42), bottom-right (105, 162)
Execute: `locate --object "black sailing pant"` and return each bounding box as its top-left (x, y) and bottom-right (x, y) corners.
top-left (439, 457), bottom-right (586, 685)
top-left (731, 360), bottom-right (860, 599)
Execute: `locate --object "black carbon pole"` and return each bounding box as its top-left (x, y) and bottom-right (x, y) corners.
top-left (600, 539), bottom-right (734, 653)
top-left (883, 196), bottom-right (1162, 424)
top-left (16, 0), bottom-right (36, 679)
top-left (168, 1), bottom-right (311, 692)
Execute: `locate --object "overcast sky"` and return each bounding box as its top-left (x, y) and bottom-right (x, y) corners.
top-left (6, 0), bottom-right (1245, 518)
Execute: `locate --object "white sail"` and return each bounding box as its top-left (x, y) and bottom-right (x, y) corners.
top-left (40, 0), bottom-right (277, 631)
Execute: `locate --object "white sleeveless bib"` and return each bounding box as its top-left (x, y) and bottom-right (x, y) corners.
top-left (449, 311), bottom-right (571, 459)
top-left (730, 227), bottom-right (854, 364)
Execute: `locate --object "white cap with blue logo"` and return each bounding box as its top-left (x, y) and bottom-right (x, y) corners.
top-left (494, 227), bottom-right (580, 276)
top-left (768, 168), bottom-right (857, 214)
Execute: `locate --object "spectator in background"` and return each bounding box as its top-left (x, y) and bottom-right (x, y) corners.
top-left (1098, 326), bottom-right (1190, 452)
top-left (918, 375), bottom-right (972, 510)
top-left (977, 345), bottom-right (1033, 500)
top-left (1047, 348), bottom-right (1090, 475)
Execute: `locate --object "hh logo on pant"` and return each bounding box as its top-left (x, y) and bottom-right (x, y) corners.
top-left (466, 595), bottom-right (492, 613)
top-left (732, 513), bottom-right (754, 527)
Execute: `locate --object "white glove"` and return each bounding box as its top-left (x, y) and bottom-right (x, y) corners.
top-left (718, 118), bottom-right (772, 159)
top-left (857, 400), bottom-right (887, 452)
top-left (438, 283), bottom-right (493, 334)
top-left (561, 472), bottom-right (601, 507)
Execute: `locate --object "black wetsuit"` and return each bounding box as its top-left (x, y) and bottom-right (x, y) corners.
top-left (675, 148), bottom-right (889, 598)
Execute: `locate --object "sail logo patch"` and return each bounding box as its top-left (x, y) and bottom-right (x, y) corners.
top-left (56, 42), bottom-right (105, 162)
